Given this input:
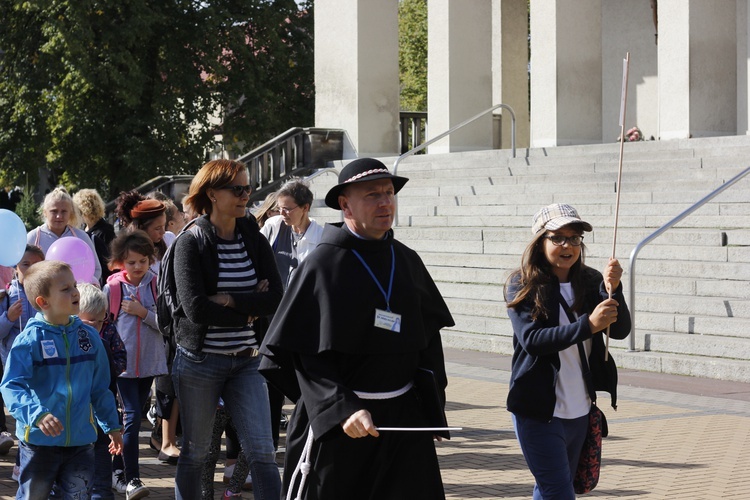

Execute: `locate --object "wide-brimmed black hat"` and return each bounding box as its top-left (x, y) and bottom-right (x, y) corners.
top-left (324, 158), bottom-right (409, 210)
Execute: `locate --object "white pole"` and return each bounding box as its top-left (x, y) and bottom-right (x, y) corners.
top-left (607, 52), bottom-right (630, 361)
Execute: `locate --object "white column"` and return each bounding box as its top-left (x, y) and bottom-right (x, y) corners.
top-left (493, 0), bottom-right (530, 149)
top-left (657, 0), bottom-right (690, 139)
top-left (659, 0), bottom-right (737, 139)
top-left (314, 0), bottom-right (400, 157)
top-left (690, 0), bottom-right (736, 137)
top-left (427, 0), bottom-right (493, 153)
top-left (737, 0), bottom-right (749, 135)
top-left (530, 0), bottom-right (602, 147)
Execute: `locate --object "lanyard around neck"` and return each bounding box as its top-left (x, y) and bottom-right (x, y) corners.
top-left (351, 246), bottom-right (395, 312)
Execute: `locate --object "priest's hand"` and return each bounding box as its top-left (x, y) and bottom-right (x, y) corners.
top-left (341, 409), bottom-right (380, 439)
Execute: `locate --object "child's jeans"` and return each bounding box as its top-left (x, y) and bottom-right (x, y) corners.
top-left (17, 441), bottom-right (94, 500)
top-left (116, 376), bottom-right (153, 481)
top-left (90, 426), bottom-right (114, 500)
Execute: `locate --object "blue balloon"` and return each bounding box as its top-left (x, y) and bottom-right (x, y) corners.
top-left (0, 209), bottom-right (27, 267)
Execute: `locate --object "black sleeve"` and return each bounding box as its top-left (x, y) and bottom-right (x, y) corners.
top-left (294, 351), bottom-right (363, 440)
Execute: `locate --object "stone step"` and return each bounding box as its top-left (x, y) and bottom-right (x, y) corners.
top-left (411, 237), bottom-right (746, 265)
top-left (640, 331), bottom-right (750, 360)
top-left (432, 203), bottom-right (730, 219)
top-left (444, 314), bottom-right (510, 337)
top-left (636, 293), bottom-right (750, 319)
top-left (612, 347), bottom-right (750, 383)
top-left (405, 213), bottom-right (750, 229)
top-left (632, 310), bottom-right (750, 339)
top-left (443, 298), bottom-right (506, 319)
top-left (440, 331), bottom-right (750, 383)
top-left (395, 226), bottom-right (731, 248)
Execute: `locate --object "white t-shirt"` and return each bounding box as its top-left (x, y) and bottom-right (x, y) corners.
top-left (553, 282), bottom-right (592, 419)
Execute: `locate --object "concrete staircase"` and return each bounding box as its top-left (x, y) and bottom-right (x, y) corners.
top-left (306, 136), bottom-right (750, 382)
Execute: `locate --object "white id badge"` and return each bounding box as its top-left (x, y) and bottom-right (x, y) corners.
top-left (374, 309), bottom-right (402, 332)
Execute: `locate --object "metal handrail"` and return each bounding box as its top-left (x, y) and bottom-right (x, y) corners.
top-left (627, 166), bottom-right (750, 351)
top-left (392, 103), bottom-right (516, 226)
top-left (393, 103), bottom-right (516, 178)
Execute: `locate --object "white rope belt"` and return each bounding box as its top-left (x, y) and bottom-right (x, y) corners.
top-left (286, 382), bottom-right (414, 500)
top-left (354, 381), bottom-right (413, 400)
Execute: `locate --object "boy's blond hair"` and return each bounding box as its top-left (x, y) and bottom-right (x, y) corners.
top-left (23, 261), bottom-right (73, 312)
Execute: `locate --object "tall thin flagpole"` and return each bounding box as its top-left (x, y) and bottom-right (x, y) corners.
top-left (606, 52), bottom-right (630, 361)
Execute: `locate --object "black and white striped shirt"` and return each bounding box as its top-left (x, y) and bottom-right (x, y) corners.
top-left (203, 233), bottom-right (258, 354)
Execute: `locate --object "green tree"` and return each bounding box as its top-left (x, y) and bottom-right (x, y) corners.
top-left (0, 0), bottom-right (314, 199)
top-left (399, 0), bottom-right (427, 111)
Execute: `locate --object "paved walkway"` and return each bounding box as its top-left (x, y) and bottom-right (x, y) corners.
top-left (0, 347), bottom-right (749, 499)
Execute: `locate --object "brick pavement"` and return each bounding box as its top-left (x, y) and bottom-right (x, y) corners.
top-left (1, 347), bottom-right (749, 499)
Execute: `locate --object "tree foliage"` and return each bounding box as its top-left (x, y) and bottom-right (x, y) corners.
top-left (398, 0), bottom-right (427, 112)
top-left (0, 0), bottom-right (314, 199)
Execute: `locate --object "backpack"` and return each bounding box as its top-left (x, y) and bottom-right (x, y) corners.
top-left (156, 219), bottom-right (204, 338)
top-left (108, 278), bottom-right (158, 323)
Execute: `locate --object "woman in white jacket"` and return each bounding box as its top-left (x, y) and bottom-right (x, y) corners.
top-left (260, 179), bottom-right (323, 290)
top-left (259, 179), bottom-right (324, 452)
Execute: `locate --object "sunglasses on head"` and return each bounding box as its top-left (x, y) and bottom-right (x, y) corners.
top-left (217, 184), bottom-right (252, 197)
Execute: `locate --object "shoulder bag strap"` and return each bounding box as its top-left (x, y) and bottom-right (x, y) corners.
top-left (559, 292), bottom-right (597, 404)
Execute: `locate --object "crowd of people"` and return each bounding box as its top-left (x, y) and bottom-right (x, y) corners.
top-left (0, 158), bottom-right (629, 500)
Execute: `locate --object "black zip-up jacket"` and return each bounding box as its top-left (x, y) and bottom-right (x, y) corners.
top-left (172, 215), bottom-right (282, 353)
top-left (506, 266), bottom-right (631, 421)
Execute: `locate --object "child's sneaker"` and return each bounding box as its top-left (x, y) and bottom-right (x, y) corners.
top-left (112, 469), bottom-right (127, 493)
top-left (222, 463), bottom-right (235, 483)
top-left (11, 465), bottom-right (19, 482)
top-left (0, 431), bottom-right (14, 455)
top-left (125, 478), bottom-right (150, 500)
top-left (222, 490), bottom-right (242, 499)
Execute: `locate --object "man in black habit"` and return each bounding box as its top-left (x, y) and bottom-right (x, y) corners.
top-left (260, 157), bottom-right (455, 500)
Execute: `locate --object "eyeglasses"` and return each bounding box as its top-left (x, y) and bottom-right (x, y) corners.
top-left (277, 205), bottom-right (298, 215)
top-left (217, 184), bottom-right (252, 197)
top-left (545, 234), bottom-right (584, 247)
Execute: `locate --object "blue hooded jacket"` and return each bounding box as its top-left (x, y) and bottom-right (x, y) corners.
top-left (0, 313), bottom-right (121, 446)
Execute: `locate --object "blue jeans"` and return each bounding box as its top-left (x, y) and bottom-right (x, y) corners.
top-left (512, 413), bottom-right (588, 500)
top-left (116, 377), bottom-right (153, 481)
top-left (17, 441), bottom-right (94, 500)
top-left (173, 346), bottom-right (280, 500)
top-left (89, 427), bottom-right (114, 500)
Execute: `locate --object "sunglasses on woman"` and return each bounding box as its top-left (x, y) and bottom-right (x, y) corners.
top-left (217, 184), bottom-right (253, 197)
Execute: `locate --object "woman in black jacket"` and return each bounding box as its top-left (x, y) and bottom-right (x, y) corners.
top-left (171, 159), bottom-right (283, 500)
top-left (504, 204), bottom-right (630, 499)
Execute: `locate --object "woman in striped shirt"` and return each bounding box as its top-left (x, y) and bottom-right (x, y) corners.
top-left (171, 159), bottom-right (283, 500)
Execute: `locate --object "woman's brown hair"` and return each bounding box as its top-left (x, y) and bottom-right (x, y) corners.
top-left (183, 159), bottom-right (248, 216)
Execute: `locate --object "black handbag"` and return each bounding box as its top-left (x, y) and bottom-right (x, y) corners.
top-left (574, 341), bottom-right (609, 494)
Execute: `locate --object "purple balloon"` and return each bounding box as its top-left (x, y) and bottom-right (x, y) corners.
top-left (46, 237), bottom-right (96, 283)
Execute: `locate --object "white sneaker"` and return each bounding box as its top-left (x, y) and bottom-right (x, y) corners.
top-left (125, 478), bottom-right (150, 500)
top-left (112, 469), bottom-right (127, 493)
top-left (11, 464), bottom-right (19, 482)
top-left (0, 431), bottom-right (14, 455)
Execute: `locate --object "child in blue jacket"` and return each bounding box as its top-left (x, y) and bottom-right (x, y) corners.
top-left (0, 260), bottom-right (123, 499)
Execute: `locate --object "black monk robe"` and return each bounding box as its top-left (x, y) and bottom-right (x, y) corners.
top-left (260, 222), bottom-right (454, 500)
